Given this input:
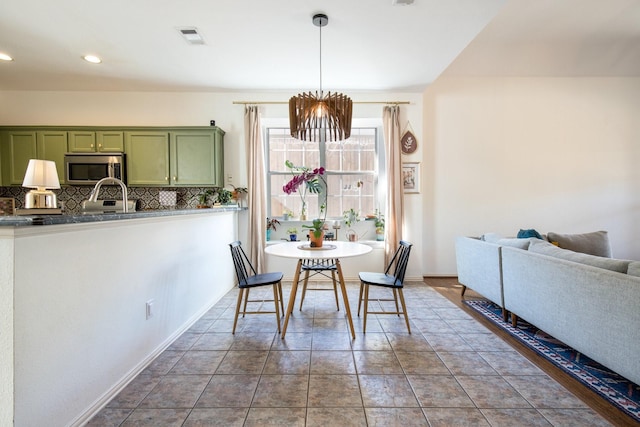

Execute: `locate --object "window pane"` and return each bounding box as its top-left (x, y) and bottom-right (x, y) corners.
top-left (267, 126), bottom-right (378, 219)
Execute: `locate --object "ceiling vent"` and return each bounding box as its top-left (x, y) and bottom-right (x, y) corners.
top-left (177, 27), bottom-right (205, 45)
top-left (392, 0), bottom-right (414, 5)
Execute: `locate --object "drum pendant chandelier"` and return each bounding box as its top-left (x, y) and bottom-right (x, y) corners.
top-left (289, 14), bottom-right (352, 142)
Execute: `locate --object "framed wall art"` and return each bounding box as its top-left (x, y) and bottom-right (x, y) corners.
top-left (0, 198), bottom-right (15, 215)
top-left (402, 162), bottom-right (420, 194)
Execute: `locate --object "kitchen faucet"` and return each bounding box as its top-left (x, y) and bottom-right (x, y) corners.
top-left (88, 177), bottom-right (129, 213)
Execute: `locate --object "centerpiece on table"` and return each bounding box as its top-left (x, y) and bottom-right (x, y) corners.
top-left (283, 160), bottom-right (327, 247)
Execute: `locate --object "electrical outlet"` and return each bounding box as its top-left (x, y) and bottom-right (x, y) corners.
top-left (227, 173), bottom-right (233, 183)
top-left (146, 300), bottom-right (154, 320)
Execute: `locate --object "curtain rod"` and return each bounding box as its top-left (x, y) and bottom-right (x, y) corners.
top-left (232, 101), bottom-right (410, 105)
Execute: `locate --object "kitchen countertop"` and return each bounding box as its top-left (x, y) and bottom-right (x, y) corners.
top-left (0, 206), bottom-right (243, 227)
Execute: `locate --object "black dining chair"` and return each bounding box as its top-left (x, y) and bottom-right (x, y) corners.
top-left (357, 240), bottom-right (413, 333)
top-left (298, 233), bottom-right (339, 311)
top-left (229, 241), bottom-right (284, 334)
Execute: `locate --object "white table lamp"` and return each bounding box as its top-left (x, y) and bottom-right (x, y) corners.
top-left (22, 159), bottom-right (61, 209)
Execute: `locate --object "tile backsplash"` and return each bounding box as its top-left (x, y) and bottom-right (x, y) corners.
top-left (0, 186), bottom-right (225, 214)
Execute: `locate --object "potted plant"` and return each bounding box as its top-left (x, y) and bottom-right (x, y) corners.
top-left (374, 209), bottom-right (385, 241)
top-left (343, 208), bottom-right (360, 228)
top-left (266, 217), bottom-right (280, 241)
top-left (287, 227), bottom-right (298, 242)
top-left (194, 189), bottom-right (214, 208)
top-left (302, 217), bottom-right (326, 247)
top-left (230, 185), bottom-right (248, 206)
top-left (215, 187), bottom-right (234, 205)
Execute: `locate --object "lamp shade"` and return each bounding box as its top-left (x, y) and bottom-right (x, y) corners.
top-left (22, 159), bottom-right (60, 189)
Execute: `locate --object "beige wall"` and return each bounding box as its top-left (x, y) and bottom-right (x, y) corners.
top-left (423, 77), bottom-right (640, 274)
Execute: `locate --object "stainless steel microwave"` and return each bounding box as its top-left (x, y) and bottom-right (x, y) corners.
top-left (64, 153), bottom-right (125, 185)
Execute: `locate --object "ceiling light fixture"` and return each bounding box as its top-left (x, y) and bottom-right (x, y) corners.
top-left (177, 27), bottom-right (205, 45)
top-left (289, 13), bottom-right (352, 142)
top-left (83, 55), bottom-right (102, 64)
top-left (0, 52), bottom-right (14, 61)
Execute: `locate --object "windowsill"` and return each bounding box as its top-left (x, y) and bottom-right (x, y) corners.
top-left (265, 239), bottom-right (384, 249)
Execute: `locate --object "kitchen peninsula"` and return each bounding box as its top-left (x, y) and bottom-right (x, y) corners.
top-left (0, 208), bottom-right (240, 426)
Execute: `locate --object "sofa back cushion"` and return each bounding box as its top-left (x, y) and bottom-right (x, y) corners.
top-left (481, 233), bottom-right (541, 250)
top-left (627, 262), bottom-right (640, 277)
top-left (547, 230), bottom-right (612, 258)
top-left (528, 239), bottom-right (629, 273)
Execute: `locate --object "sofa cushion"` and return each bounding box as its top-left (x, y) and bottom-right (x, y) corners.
top-left (547, 231), bottom-right (612, 258)
top-left (481, 233), bottom-right (531, 249)
top-left (627, 262), bottom-right (640, 277)
top-left (528, 240), bottom-right (629, 273)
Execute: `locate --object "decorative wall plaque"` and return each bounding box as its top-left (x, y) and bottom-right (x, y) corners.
top-left (401, 130), bottom-right (417, 154)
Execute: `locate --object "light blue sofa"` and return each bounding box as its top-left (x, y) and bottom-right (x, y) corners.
top-left (456, 234), bottom-right (640, 386)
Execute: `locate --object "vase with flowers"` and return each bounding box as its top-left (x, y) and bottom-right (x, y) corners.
top-left (283, 160), bottom-right (327, 247)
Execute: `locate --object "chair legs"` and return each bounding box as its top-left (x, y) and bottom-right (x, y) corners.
top-left (359, 283), bottom-right (411, 334)
top-left (299, 267), bottom-right (340, 311)
top-left (232, 282), bottom-right (283, 334)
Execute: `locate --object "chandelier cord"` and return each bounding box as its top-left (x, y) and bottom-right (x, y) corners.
top-left (318, 20), bottom-right (323, 97)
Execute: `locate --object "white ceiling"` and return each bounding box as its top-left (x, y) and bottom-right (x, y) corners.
top-left (0, 0), bottom-right (638, 93)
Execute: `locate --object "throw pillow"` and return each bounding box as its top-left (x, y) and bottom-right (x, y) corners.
top-left (546, 230), bottom-right (612, 258)
top-left (528, 239), bottom-right (629, 273)
top-left (517, 229), bottom-right (543, 239)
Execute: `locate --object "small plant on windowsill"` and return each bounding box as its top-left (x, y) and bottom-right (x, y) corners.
top-left (287, 227), bottom-right (298, 242)
top-left (343, 208), bottom-right (360, 228)
top-left (266, 217), bottom-right (281, 241)
top-left (374, 209), bottom-right (385, 241)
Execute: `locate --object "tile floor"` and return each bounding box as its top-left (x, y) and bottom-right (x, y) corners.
top-left (87, 281), bottom-right (611, 426)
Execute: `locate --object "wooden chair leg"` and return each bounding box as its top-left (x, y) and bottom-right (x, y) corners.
top-left (232, 288), bottom-right (244, 334)
top-left (357, 282), bottom-right (364, 316)
top-left (392, 288), bottom-right (400, 316)
top-left (242, 288), bottom-right (250, 317)
top-left (397, 288), bottom-right (411, 334)
top-left (299, 269), bottom-right (311, 310)
top-left (363, 284), bottom-right (370, 333)
top-left (278, 283), bottom-right (285, 315)
top-left (273, 283), bottom-right (281, 333)
top-left (331, 270), bottom-right (340, 311)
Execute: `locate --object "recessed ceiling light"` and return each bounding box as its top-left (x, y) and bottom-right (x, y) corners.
top-left (392, 0), bottom-right (414, 5)
top-left (0, 52), bottom-right (13, 61)
top-left (83, 55), bottom-right (102, 64)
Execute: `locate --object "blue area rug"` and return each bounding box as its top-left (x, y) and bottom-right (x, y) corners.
top-left (464, 299), bottom-right (640, 423)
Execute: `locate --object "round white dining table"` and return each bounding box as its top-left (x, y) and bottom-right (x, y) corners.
top-left (265, 241), bottom-right (372, 339)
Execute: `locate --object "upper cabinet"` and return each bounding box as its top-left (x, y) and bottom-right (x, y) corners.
top-left (69, 130), bottom-right (124, 153)
top-left (1, 126), bottom-right (224, 188)
top-left (0, 129), bottom-right (67, 185)
top-left (124, 131), bottom-right (171, 186)
top-left (170, 129), bottom-right (224, 187)
top-left (125, 127), bottom-right (224, 187)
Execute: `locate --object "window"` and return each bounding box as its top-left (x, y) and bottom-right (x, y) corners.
top-left (266, 126), bottom-right (383, 219)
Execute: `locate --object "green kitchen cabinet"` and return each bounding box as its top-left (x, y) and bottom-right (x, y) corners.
top-left (0, 129), bottom-right (67, 185)
top-left (69, 130), bottom-right (124, 153)
top-left (124, 131), bottom-right (170, 186)
top-left (170, 129), bottom-right (224, 186)
top-left (0, 130), bottom-right (37, 185)
top-left (125, 128), bottom-right (224, 187)
top-left (36, 130), bottom-right (68, 184)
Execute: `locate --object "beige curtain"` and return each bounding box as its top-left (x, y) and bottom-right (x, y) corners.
top-left (244, 105), bottom-right (267, 272)
top-left (382, 105), bottom-right (404, 265)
